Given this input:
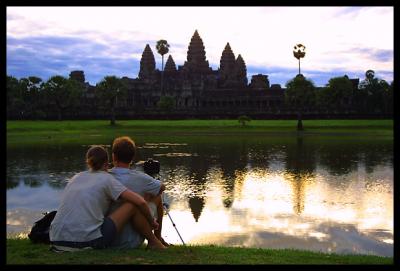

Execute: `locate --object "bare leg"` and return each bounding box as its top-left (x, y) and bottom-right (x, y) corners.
top-left (149, 194), bottom-right (170, 246)
top-left (108, 202), bottom-right (165, 249)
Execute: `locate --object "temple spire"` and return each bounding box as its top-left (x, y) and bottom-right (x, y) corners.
top-left (235, 54), bottom-right (248, 87)
top-left (183, 30), bottom-right (211, 74)
top-left (164, 55), bottom-right (177, 73)
top-left (219, 42), bottom-right (236, 84)
top-left (139, 44), bottom-right (156, 80)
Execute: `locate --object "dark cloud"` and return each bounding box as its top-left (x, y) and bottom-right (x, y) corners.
top-left (7, 35), bottom-right (143, 84)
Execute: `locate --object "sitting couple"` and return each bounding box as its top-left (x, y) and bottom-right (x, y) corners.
top-left (49, 136), bottom-right (170, 251)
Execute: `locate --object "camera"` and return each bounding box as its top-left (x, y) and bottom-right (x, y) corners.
top-left (142, 158), bottom-right (160, 177)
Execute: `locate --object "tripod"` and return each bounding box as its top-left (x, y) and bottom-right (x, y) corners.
top-left (162, 196), bottom-right (186, 246)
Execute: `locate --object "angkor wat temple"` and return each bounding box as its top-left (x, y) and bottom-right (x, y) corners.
top-left (76, 30), bottom-right (359, 119)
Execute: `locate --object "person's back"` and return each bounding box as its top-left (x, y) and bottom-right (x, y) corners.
top-left (50, 170), bottom-right (124, 243)
top-left (109, 167), bottom-right (162, 248)
top-left (106, 136), bottom-right (168, 249)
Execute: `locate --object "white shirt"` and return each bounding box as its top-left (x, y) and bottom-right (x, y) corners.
top-left (50, 170), bottom-right (127, 242)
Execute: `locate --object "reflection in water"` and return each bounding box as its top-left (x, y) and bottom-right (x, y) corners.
top-left (188, 196), bottom-right (205, 222)
top-left (7, 135), bottom-right (393, 256)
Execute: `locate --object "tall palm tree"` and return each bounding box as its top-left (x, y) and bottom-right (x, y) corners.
top-left (293, 44), bottom-right (306, 75)
top-left (156, 39), bottom-right (170, 97)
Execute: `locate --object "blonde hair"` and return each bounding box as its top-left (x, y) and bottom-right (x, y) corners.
top-left (86, 146), bottom-right (108, 171)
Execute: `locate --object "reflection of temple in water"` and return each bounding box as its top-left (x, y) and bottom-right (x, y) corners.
top-left (188, 196), bottom-right (205, 222)
top-left (152, 135), bottom-right (391, 221)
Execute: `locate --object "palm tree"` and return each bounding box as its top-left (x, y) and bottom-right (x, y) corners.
top-left (293, 44), bottom-right (306, 75)
top-left (156, 39), bottom-right (170, 97)
top-left (365, 69), bottom-right (375, 82)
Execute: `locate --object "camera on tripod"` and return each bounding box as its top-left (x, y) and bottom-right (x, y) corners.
top-left (138, 158), bottom-right (160, 177)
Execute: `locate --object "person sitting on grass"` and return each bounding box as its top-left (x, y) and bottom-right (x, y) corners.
top-left (49, 145), bottom-right (166, 251)
top-left (108, 136), bottom-right (171, 249)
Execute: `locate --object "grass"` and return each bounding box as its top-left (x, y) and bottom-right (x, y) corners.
top-left (6, 119), bottom-right (393, 147)
top-left (7, 238), bottom-right (393, 265)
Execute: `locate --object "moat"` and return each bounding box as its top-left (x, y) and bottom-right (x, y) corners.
top-left (6, 134), bottom-right (393, 257)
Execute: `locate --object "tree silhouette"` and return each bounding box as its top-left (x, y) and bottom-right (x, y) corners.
top-left (96, 76), bottom-right (126, 125)
top-left (293, 44), bottom-right (306, 75)
top-left (42, 76), bottom-right (83, 121)
top-left (365, 70), bottom-right (375, 82)
top-left (285, 75), bottom-right (316, 130)
top-left (359, 69), bottom-right (390, 113)
top-left (322, 76), bottom-right (354, 112)
top-left (156, 40), bottom-right (170, 97)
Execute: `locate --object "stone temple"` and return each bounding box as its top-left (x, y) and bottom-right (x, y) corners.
top-left (77, 30), bottom-right (357, 118)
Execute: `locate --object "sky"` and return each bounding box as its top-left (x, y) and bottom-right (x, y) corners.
top-left (6, 6), bottom-right (393, 87)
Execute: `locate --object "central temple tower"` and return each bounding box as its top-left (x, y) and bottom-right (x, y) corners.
top-left (183, 30), bottom-right (212, 74)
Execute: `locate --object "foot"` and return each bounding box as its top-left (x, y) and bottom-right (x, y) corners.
top-left (159, 237), bottom-right (172, 247)
top-left (146, 239), bottom-right (167, 250)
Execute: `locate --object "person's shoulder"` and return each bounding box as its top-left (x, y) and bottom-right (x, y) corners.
top-left (90, 170), bottom-right (116, 181)
top-left (129, 169), bottom-right (153, 180)
top-left (70, 170), bottom-right (89, 180)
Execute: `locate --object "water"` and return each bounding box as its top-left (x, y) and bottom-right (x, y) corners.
top-left (6, 135), bottom-right (393, 257)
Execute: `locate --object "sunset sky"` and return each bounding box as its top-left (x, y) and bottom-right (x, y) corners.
top-left (7, 6), bottom-right (393, 86)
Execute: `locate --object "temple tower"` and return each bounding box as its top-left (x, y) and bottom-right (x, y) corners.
top-left (235, 54), bottom-right (248, 87)
top-left (183, 30), bottom-right (211, 74)
top-left (164, 55), bottom-right (177, 73)
top-left (219, 42), bottom-right (236, 85)
top-left (69, 70), bottom-right (85, 84)
top-left (138, 44), bottom-right (156, 80)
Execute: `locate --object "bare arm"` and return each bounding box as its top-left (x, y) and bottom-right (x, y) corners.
top-left (144, 183), bottom-right (166, 201)
top-left (119, 189), bottom-right (155, 226)
top-left (158, 183), bottom-right (166, 195)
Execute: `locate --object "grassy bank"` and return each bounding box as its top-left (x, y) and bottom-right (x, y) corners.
top-left (6, 119), bottom-right (393, 147)
top-left (7, 238), bottom-right (393, 265)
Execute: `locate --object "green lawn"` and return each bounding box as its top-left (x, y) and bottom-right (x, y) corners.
top-left (7, 238), bottom-right (393, 265)
top-left (6, 119), bottom-right (393, 147)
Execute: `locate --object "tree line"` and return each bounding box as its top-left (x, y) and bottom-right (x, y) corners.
top-left (285, 70), bottom-right (393, 130)
top-left (7, 70), bottom-right (393, 125)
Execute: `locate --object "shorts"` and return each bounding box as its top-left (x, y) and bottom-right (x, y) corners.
top-left (50, 217), bottom-right (117, 251)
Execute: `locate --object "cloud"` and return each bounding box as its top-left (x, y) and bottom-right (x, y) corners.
top-left (7, 34), bottom-right (393, 87)
top-left (6, 7), bottom-right (393, 86)
top-left (7, 35), bottom-right (142, 84)
top-left (333, 7), bottom-right (371, 18)
top-left (355, 48), bottom-right (393, 62)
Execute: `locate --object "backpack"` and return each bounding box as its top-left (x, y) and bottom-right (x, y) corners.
top-left (28, 211), bottom-right (57, 244)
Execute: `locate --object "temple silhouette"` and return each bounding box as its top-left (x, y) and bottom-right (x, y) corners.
top-left (78, 30), bottom-right (354, 118)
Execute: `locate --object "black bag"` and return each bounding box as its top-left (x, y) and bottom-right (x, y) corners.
top-left (28, 211), bottom-right (57, 244)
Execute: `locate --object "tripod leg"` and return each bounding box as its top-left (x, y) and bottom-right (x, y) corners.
top-left (164, 206), bottom-right (186, 246)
